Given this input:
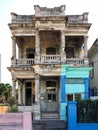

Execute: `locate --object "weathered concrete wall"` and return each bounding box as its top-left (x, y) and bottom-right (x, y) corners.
top-left (0, 112), bottom-right (32, 130)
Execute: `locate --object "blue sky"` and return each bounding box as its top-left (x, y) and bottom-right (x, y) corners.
top-left (0, 0), bottom-right (98, 84)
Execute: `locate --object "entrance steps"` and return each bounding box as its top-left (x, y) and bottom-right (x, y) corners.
top-left (32, 120), bottom-right (66, 130)
top-left (41, 112), bottom-right (59, 120)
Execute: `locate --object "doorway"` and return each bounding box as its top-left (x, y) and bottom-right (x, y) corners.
top-left (25, 82), bottom-right (32, 106)
top-left (45, 78), bottom-right (59, 112)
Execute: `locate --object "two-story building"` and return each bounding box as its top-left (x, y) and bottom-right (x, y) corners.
top-left (8, 5), bottom-right (92, 130)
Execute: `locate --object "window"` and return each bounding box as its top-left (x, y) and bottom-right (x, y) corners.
top-left (89, 62), bottom-right (94, 79)
top-left (67, 93), bottom-right (81, 102)
top-left (46, 81), bottom-right (56, 91)
top-left (46, 47), bottom-right (56, 55)
top-left (46, 80), bottom-right (57, 102)
top-left (26, 48), bottom-right (35, 58)
top-left (48, 94), bottom-right (56, 102)
top-left (65, 47), bottom-right (74, 58)
top-left (75, 94), bottom-right (81, 101)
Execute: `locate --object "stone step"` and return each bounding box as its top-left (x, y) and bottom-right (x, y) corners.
top-left (41, 112), bottom-right (59, 119)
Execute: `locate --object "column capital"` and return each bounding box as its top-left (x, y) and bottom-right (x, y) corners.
top-left (11, 36), bottom-right (16, 42)
top-left (60, 30), bottom-right (65, 33)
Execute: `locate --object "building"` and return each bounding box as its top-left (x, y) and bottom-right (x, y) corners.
top-left (8, 5), bottom-right (92, 130)
top-left (88, 38), bottom-right (98, 97)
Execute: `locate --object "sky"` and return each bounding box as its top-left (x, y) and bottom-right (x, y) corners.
top-left (0, 0), bottom-right (98, 84)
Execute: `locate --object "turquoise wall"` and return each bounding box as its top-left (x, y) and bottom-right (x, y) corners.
top-left (66, 84), bottom-right (84, 93)
top-left (61, 64), bottom-right (92, 78)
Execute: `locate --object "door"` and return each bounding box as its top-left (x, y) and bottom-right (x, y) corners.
top-left (45, 80), bottom-right (59, 112)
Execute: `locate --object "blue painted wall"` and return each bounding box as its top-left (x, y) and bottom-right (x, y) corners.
top-left (60, 64), bottom-right (92, 120)
top-left (60, 75), bottom-right (66, 120)
top-left (68, 102), bottom-right (98, 130)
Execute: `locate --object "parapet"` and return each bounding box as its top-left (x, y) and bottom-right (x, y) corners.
top-left (34, 5), bottom-right (66, 16)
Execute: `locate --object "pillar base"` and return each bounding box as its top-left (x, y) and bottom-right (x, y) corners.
top-left (60, 102), bottom-right (67, 121)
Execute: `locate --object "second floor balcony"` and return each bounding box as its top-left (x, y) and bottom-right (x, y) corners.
top-left (11, 55), bottom-right (88, 67)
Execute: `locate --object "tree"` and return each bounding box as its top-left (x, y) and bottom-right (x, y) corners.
top-left (0, 83), bottom-right (12, 103)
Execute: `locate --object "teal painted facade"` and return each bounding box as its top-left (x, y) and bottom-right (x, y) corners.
top-left (66, 84), bottom-right (84, 94)
top-left (60, 64), bottom-right (92, 120)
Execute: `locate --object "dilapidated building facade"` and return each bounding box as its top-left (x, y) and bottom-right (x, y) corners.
top-left (8, 5), bottom-right (92, 130)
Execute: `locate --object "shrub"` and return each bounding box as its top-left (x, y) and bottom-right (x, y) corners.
top-left (77, 99), bottom-right (98, 123)
top-left (7, 97), bottom-right (18, 113)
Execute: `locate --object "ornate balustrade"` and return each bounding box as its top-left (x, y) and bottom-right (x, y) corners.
top-left (66, 58), bottom-right (85, 66)
top-left (11, 56), bottom-right (88, 67)
top-left (41, 55), bottom-right (61, 63)
top-left (11, 58), bottom-right (35, 66)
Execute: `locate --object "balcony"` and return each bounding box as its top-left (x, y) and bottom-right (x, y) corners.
top-left (11, 58), bottom-right (35, 67)
top-left (11, 56), bottom-right (87, 67)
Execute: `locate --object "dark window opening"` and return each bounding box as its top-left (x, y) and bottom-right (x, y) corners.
top-left (26, 48), bottom-right (35, 58)
top-left (46, 81), bottom-right (56, 91)
top-left (67, 93), bottom-right (81, 102)
top-left (46, 47), bottom-right (56, 55)
top-left (65, 47), bottom-right (74, 58)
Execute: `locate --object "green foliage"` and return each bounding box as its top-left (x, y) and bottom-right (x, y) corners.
top-left (77, 99), bottom-right (98, 123)
top-left (0, 83), bottom-right (12, 103)
top-left (7, 97), bottom-right (18, 113)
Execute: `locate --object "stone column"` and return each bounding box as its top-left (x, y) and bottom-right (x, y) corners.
top-left (12, 78), bottom-right (16, 98)
top-left (35, 75), bottom-right (40, 103)
top-left (18, 48), bottom-right (22, 58)
top-left (23, 84), bottom-right (25, 105)
top-left (61, 30), bottom-right (66, 62)
top-left (84, 36), bottom-right (89, 65)
top-left (34, 75), bottom-right (40, 120)
top-left (12, 36), bottom-right (16, 60)
top-left (35, 30), bottom-right (40, 63)
top-left (84, 36), bottom-right (88, 58)
top-left (18, 82), bottom-right (22, 104)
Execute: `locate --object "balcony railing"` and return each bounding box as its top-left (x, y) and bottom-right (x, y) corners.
top-left (41, 55), bottom-right (61, 63)
top-left (11, 56), bottom-right (87, 67)
top-left (66, 58), bottom-right (84, 66)
top-left (13, 58), bottom-right (35, 66)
